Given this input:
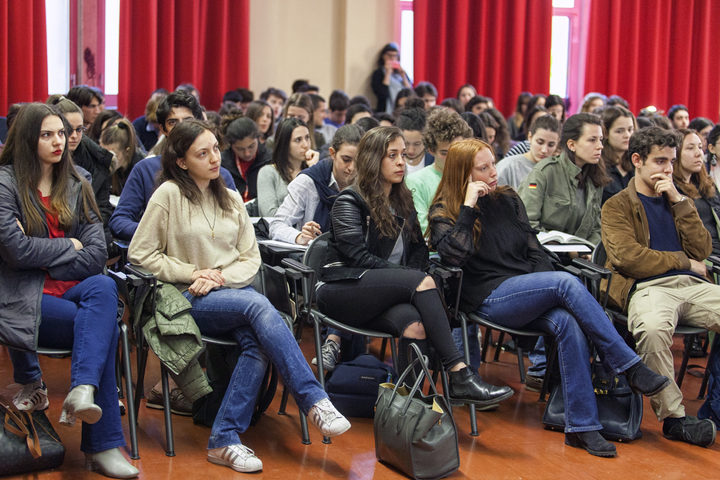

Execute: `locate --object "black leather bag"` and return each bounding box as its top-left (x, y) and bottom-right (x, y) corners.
top-left (326, 354), bottom-right (395, 418)
top-left (374, 343), bottom-right (459, 479)
top-left (0, 400), bottom-right (65, 476)
top-left (542, 360), bottom-right (643, 442)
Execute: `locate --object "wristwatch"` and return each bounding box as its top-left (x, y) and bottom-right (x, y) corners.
top-left (672, 195), bottom-right (687, 205)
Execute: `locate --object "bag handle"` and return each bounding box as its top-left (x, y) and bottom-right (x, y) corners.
top-left (388, 343), bottom-right (440, 416)
top-left (2, 402), bottom-right (42, 458)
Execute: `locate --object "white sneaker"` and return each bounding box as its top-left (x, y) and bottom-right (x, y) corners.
top-left (208, 444), bottom-right (263, 473)
top-left (308, 398), bottom-right (351, 437)
top-left (13, 380), bottom-right (49, 411)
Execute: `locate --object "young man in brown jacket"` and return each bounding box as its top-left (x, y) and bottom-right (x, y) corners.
top-left (601, 126), bottom-right (720, 447)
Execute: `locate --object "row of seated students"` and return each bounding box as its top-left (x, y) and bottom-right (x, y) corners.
top-left (2, 78), bottom-right (720, 476)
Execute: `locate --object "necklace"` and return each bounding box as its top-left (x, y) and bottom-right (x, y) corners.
top-left (198, 198), bottom-right (217, 240)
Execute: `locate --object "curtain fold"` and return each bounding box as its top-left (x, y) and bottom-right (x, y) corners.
top-left (585, 0), bottom-right (720, 121)
top-left (413, 0), bottom-right (553, 117)
top-left (0, 0), bottom-right (48, 115)
top-left (118, 0), bottom-right (249, 119)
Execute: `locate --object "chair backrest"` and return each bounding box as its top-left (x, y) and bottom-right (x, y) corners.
top-left (303, 231), bottom-right (332, 272)
top-left (592, 240), bottom-right (607, 267)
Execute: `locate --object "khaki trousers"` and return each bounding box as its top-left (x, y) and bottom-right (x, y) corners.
top-left (628, 275), bottom-right (720, 421)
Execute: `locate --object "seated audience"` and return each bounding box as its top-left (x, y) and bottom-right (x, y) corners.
top-left (99, 118), bottom-right (144, 196)
top-left (497, 114), bottom-right (560, 190)
top-left (128, 120), bottom-right (350, 473)
top-left (310, 93), bottom-right (336, 145)
top-left (601, 106), bottom-right (636, 204)
top-left (414, 81), bottom-right (438, 110)
top-left (283, 93), bottom-right (320, 148)
top-left (257, 118), bottom-right (318, 217)
top-left (688, 117), bottom-right (714, 151)
top-left (428, 138), bottom-right (669, 457)
top-left (393, 87), bottom-right (416, 111)
top-left (465, 95), bottom-right (491, 115)
top-left (133, 88), bottom-right (168, 152)
top-left (67, 85), bottom-right (105, 128)
top-left (88, 109), bottom-right (123, 143)
top-left (456, 84), bottom-right (478, 109)
top-left (545, 94), bottom-right (566, 124)
top-left (580, 92), bottom-right (606, 113)
top-left (245, 100), bottom-right (274, 144)
top-left (601, 126), bottom-right (720, 447)
top-left (519, 113), bottom-right (607, 246)
top-left (505, 105), bottom-right (550, 158)
top-left (326, 90), bottom-right (349, 128)
top-left (315, 126), bottom-right (514, 409)
top-left (345, 104), bottom-right (373, 125)
top-left (109, 91), bottom-right (235, 243)
top-left (707, 124), bottom-right (720, 191)
top-left (668, 104), bottom-right (690, 130)
top-left (259, 87), bottom-right (287, 123)
top-left (406, 108), bottom-right (473, 232)
top-left (269, 124), bottom-right (361, 245)
top-left (396, 107), bottom-right (433, 176)
top-left (220, 117), bottom-right (271, 201)
top-left (49, 97), bottom-right (115, 254)
top-left (673, 129), bottom-right (720, 255)
top-left (1, 103), bottom-right (138, 478)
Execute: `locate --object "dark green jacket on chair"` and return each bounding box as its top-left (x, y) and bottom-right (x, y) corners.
top-left (134, 282), bottom-right (211, 402)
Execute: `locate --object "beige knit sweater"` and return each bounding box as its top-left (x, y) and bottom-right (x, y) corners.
top-left (128, 181), bottom-right (260, 289)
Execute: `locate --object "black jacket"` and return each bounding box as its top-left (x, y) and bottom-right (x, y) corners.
top-left (220, 144), bottom-right (271, 200)
top-left (72, 136), bottom-right (114, 248)
top-left (319, 187), bottom-right (428, 281)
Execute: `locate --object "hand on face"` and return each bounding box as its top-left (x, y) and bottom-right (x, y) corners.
top-left (650, 173), bottom-right (683, 203)
top-left (305, 149), bottom-right (319, 166)
top-left (464, 176), bottom-right (492, 207)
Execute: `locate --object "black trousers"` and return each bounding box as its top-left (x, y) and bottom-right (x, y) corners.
top-left (316, 268), bottom-right (463, 368)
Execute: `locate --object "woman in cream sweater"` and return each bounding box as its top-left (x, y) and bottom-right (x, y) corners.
top-left (129, 120), bottom-right (349, 474)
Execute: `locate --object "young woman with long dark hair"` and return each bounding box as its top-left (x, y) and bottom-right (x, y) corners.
top-left (601, 106), bottom-right (636, 204)
top-left (128, 120), bottom-right (349, 473)
top-left (428, 138), bottom-right (669, 457)
top-left (519, 113), bottom-right (609, 245)
top-left (315, 126), bottom-right (514, 408)
top-left (0, 103), bottom-right (137, 478)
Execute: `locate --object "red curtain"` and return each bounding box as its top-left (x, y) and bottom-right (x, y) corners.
top-left (585, 0), bottom-right (720, 121)
top-left (118, 0), bottom-right (249, 119)
top-left (413, 0), bottom-right (553, 117)
top-left (0, 0), bottom-right (48, 115)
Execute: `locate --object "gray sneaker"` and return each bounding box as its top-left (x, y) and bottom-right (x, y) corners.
top-left (311, 339), bottom-right (341, 371)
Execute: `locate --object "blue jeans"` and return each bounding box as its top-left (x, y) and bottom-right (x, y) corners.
top-left (451, 324), bottom-right (481, 370)
top-left (9, 275), bottom-right (124, 453)
top-left (183, 286), bottom-right (327, 449)
top-left (477, 271), bottom-right (640, 432)
top-left (528, 337), bottom-right (547, 377)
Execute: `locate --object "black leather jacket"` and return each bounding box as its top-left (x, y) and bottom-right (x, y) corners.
top-left (319, 187), bottom-right (428, 281)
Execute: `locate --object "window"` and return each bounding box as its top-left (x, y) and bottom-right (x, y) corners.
top-left (550, 0), bottom-right (590, 114)
top-left (399, 1), bottom-right (414, 81)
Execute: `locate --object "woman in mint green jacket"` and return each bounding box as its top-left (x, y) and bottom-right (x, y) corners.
top-left (518, 113), bottom-right (609, 246)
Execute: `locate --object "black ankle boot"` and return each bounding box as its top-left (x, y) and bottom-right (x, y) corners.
top-left (565, 431), bottom-right (617, 457)
top-left (625, 362), bottom-right (671, 396)
top-left (448, 366), bottom-right (513, 406)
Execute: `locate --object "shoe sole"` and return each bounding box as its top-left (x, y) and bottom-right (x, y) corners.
top-left (208, 455), bottom-right (262, 473)
top-left (564, 436), bottom-right (617, 457)
top-left (450, 389), bottom-right (514, 407)
top-left (74, 405), bottom-right (103, 425)
top-left (145, 401), bottom-right (193, 416)
top-left (663, 420), bottom-right (717, 447)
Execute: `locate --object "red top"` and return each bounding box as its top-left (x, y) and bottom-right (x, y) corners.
top-left (235, 155), bottom-right (254, 201)
top-left (40, 195), bottom-right (79, 297)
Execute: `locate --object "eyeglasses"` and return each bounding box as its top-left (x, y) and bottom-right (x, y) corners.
top-left (69, 126), bottom-right (86, 135)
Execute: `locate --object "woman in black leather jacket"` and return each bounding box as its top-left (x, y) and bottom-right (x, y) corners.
top-left (316, 126), bottom-right (513, 407)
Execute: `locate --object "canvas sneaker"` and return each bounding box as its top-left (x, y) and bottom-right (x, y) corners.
top-left (13, 380), bottom-right (49, 411)
top-left (311, 338), bottom-right (341, 371)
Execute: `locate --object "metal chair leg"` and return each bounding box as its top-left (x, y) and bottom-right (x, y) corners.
top-left (516, 343), bottom-right (526, 383)
top-left (120, 324), bottom-right (139, 459)
top-left (677, 335), bottom-right (695, 388)
top-left (278, 386), bottom-right (290, 415)
top-left (459, 316), bottom-right (479, 436)
top-left (493, 332), bottom-right (505, 362)
top-left (481, 327), bottom-right (491, 363)
top-left (160, 365), bottom-right (175, 457)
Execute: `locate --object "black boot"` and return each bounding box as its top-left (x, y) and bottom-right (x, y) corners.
top-left (565, 431), bottom-right (617, 457)
top-left (625, 362), bottom-right (671, 396)
top-left (448, 366), bottom-right (513, 406)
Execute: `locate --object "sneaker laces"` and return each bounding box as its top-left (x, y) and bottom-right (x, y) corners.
top-left (311, 398), bottom-right (342, 426)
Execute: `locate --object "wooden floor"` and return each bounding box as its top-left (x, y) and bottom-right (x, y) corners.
top-left (2, 332), bottom-right (720, 480)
